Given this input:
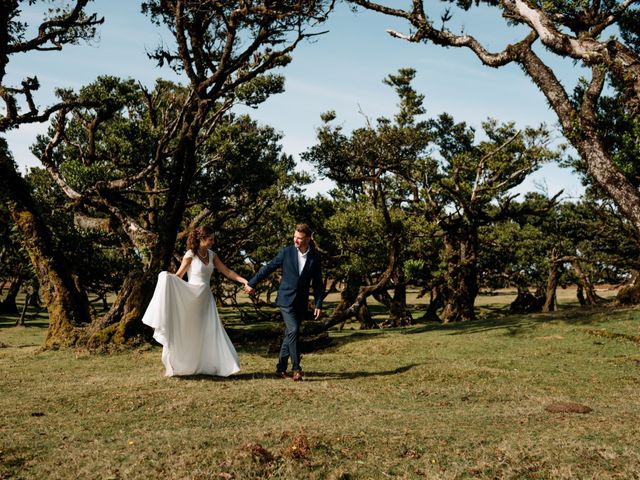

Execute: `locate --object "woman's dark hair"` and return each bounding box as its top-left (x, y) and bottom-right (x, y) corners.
top-left (187, 226), bottom-right (214, 253)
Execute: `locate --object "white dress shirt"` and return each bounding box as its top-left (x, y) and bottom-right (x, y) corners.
top-left (297, 247), bottom-right (308, 274)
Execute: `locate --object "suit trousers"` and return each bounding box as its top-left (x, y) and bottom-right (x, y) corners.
top-left (276, 300), bottom-right (307, 372)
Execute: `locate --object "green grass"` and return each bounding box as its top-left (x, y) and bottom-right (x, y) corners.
top-left (1, 289), bottom-right (639, 479)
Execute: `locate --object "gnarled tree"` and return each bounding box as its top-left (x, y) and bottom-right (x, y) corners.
top-left (307, 68), bottom-right (559, 324)
top-left (0, 1), bottom-right (103, 346)
top-left (351, 0), bottom-right (640, 239)
top-left (29, 1), bottom-right (335, 346)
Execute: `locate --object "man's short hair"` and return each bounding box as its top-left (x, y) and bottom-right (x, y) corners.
top-left (295, 223), bottom-right (313, 237)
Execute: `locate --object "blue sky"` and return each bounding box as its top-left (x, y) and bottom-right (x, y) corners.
top-left (4, 0), bottom-right (587, 199)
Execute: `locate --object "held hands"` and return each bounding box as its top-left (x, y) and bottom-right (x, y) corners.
top-left (243, 283), bottom-right (254, 295)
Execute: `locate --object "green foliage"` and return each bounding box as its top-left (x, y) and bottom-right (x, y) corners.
top-left (481, 194), bottom-right (640, 294)
top-left (325, 199), bottom-right (388, 279)
top-left (306, 68), bottom-right (559, 320)
top-left (191, 113), bottom-right (307, 285)
top-left (234, 74), bottom-right (286, 107)
top-left (24, 167), bottom-right (134, 299)
top-left (0, 199), bottom-right (29, 288)
top-left (29, 74), bottom-right (307, 304)
top-left (563, 200), bottom-right (640, 281)
top-left (401, 214), bottom-right (442, 287)
top-left (620, 8), bottom-right (640, 52)
top-left (382, 68), bottom-right (426, 127)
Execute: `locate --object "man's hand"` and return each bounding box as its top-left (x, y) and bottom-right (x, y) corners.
top-left (244, 284), bottom-right (254, 295)
top-left (313, 308), bottom-right (322, 320)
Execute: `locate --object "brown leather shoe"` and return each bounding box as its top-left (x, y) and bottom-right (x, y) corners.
top-left (276, 371), bottom-right (290, 379)
top-left (292, 370), bottom-right (303, 382)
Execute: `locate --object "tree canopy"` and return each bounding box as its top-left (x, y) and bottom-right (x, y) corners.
top-left (351, 0), bottom-right (640, 240)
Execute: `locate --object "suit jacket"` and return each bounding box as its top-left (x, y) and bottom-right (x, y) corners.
top-left (248, 245), bottom-right (324, 309)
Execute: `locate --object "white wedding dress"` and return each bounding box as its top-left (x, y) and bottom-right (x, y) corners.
top-left (142, 249), bottom-right (240, 377)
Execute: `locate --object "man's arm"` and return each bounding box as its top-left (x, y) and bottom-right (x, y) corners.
top-left (247, 247), bottom-right (285, 289)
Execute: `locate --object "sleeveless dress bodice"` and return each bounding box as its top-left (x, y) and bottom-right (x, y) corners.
top-left (187, 251), bottom-right (215, 286)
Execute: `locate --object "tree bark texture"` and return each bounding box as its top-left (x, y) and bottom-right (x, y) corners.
top-left (388, 280), bottom-right (413, 327)
top-left (510, 288), bottom-right (544, 313)
top-left (88, 109), bottom-right (202, 346)
top-left (0, 274), bottom-right (22, 314)
top-left (0, 155), bottom-right (92, 347)
top-left (420, 286), bottom-right (443, 322)
top-left (305, 233), bottom-right (401, 334)
top-left (87, 270), bottom-right (157, 348)
top-left (543, 250), bottom-right (559, 312)
top-left (440, 234), bottom-right (478, 323)
top-left (570, 258), bottom-right (600, 306)
top-left (516, 44), bottom-right (640, 240)
top-left (334, 276), bottom-right (377, 329)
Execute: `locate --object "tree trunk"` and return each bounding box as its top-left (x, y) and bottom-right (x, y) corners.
top-left (387, 278), bottom-right (413, 327)
top-left (576, 284), bottom-right (586, 306)
top-left (305, 232), bottom-right (401, 335)
top-left (0, 274), bottom-right (22, 314)
top-left (370, 288), bottom-right (393, 328)
top-left (420, 286), bottom-right (442, 322)
top-left (616, 271), bottom-right (640, 305)
top-left (441, 234), bottom-right (478, 323)
top-left (576, 135), bottom-right (640, 240)
top-left (0, 154), bottom-right (92, 347)
top-left (334, 275), bottom-right (378, 329)
top-left (441, 284), bottom-right (476, 322)
top-left (543, 250), bottom-right (559, 312)
top-left (85, 121), bottom-right (201, 346)
top-left (87, 270), bottom-right (157, 347)
top-left (355, 300), bottom-right (375, 329)
top-left (17, 292), bottom-right (29, 326)
top-left (510, 287), bottom-right (543, 313)
top-left (372, 289), bottom-right (392, 308)
top-left (571, 259), bottom-right (600, 305)
top-left (352, 5), bottom-right (640, 242)
top-left (518, 49), bottom-right (640, 240)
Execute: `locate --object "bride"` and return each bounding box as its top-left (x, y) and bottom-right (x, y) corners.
top-left (142, 226), bottom-right (246, 377)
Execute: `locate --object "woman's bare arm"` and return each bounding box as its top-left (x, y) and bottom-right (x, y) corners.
top-left (213, 255), bottom-right (248, 285)
top-left (175, 256), bottom-right (193, 279)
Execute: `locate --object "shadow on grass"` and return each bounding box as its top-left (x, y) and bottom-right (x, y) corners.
top-left (402, 303), bottom-right (632, 337)
top-left (228, 303), bottom-right (633, 353)
top-left (0, 312), bottom-right (49, 329)
top-left (3, 299), bottom-right (635, 348)
top-left (324, 328), bottom-right (387, 342)
top-left (0, 447), bottom-right (29, 475)
top-left (225, 327), bottom-right (390, 358)
top-left (171, 363), bottom-right (422, 382)
top-left (301, 363), bottom-right (421, 382)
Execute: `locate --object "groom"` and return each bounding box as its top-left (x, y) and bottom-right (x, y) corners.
top-left (245, 223), bottom-right (324, 381)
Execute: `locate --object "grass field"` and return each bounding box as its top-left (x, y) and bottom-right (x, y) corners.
top-left (1, 288), bottom-right (639, 479)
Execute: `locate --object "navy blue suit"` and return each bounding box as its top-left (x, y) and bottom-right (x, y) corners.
top-left (248, 245), bottom-right (324, 372)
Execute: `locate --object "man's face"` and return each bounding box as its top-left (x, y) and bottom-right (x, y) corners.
top-left (293, 230), bottom-right (310, 251)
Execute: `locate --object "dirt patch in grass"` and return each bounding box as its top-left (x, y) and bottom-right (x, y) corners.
top-left (545, 401), bottom-right (593, 414)
top-left (587, 328), bottom-right (640, 344)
